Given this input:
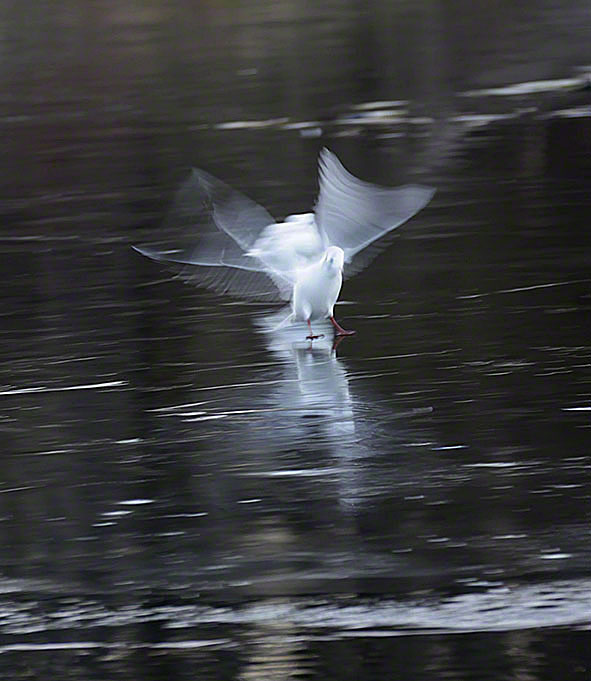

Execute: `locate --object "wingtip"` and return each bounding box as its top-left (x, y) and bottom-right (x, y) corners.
top-left (131, 244), bottom-right (165, 262)
top-left (318, 147), bottom-right (343, 179)
top-left (407, 184), bottom-right (437, 206)
top-left (319, 146), bottom-right (335, 165)
top-left (407, 184), bottom-right (437, 213)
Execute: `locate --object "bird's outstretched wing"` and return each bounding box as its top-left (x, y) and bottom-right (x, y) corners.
top-left (314, 148), bottom-right (435, 278)
top-left (131, 244), bottom-right (289, 300)
top-left (133, 168), bottom-right (293, 300)
top-left (134, 150), bottom-right (435, 298)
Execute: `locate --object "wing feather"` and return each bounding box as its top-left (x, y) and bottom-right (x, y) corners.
top-left (132, 246), bottom-right (290, 300)
top-left (134, 150), bottom-right (435, 299)
top-left (315, 148), bottom-right (435, 277)
top-left (133, 169), bottom-right (292, 300)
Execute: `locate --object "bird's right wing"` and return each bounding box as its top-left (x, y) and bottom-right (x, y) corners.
top-left (133, 168), bottom-right (293, 301)
top-left (315, 149), bottom-right (435, 277)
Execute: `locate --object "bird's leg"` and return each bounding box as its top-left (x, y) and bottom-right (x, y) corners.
top-left (330, 316), bottom-right (356, 336)
top-left (306, 319), bottom-right (323, 340)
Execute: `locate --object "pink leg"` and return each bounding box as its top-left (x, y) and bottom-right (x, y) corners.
top-left (330, 316), bottom-right (356, 336)
top-left (306, 319), bottom-right (324, 340)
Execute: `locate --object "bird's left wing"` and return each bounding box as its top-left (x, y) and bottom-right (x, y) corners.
top-left (133, 168), bottom-right (294, 300)
top-left (314, 148), bottom-right (435, 277)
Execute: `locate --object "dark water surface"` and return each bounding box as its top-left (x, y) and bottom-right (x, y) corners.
top-left (1, 1), bottom-right (590, 678)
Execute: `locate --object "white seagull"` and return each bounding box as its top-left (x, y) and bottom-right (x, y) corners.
top-left (133, 148), bottom-right (435, 339)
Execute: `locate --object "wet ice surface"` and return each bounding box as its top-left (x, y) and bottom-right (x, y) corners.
top-left (2, 1), bottom-right (591, 679)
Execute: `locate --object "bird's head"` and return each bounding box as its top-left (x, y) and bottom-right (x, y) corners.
top-left (322, 246), bottom-right (345, 273)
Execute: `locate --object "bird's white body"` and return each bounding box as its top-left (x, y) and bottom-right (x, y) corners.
top-left (293, 246), bottom-right (344, 321)
top-left (246, 213), bottom-right (323, 273)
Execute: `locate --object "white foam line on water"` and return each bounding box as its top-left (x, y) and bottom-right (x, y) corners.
top-left (451, 113), bottom-right (518, 126)
top-left (174, 407), bottom-right (296, 419)
top-left (350, 100), bottom-right (409, 110)
top-left (363, 348), bottom-right (462, 361)
top-left (214, 118), bottom-right (289, 129)
top-left (464, 462), bottom-right (519, 468)
top-left (183, 414), bottom-right (228, 422)
top-left (151, 640), bottom-right (232, 649)
top-left (0, 381), bottom-right (126, 395)
top-left (458, 279), bottom-right (591, 299)
top-left (0, 235), bottom-right (81, 242)
top-left (240, 468), bottom-right (343, 478)
top-left (149, 401), bottom-right (209, 412)
top-left (0, 640), bottom-right (230, 653)
top-left (281, 121), bottom-right (323, 130)
top-left (0, 642), bottom-right (104, 653)
top-left (544, 106), bottom-right (591, 119)
top-left (0, 485), bottom-right (39, 495)
top-left (26, 449), bottom-right (73, 456)
top-left (47, 356), bottom-right (100, 366)
top-left (461, 77), bottom-right (582, 96)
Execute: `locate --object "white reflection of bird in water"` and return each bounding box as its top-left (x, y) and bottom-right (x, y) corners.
top-left (237, 600), bottom-right (308, 681)
top-left (253, 312), bottom-right (375, 516)
top-left (258, 314), bottom-right (356, 444)
top-left (133, 149), bottom-right (434, 340)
